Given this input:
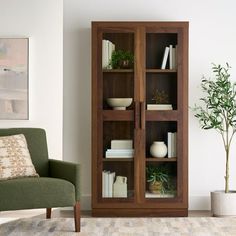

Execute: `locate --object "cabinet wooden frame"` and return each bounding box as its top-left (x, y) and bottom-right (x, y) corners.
top-left (92, 21), bottom-right (188, 216)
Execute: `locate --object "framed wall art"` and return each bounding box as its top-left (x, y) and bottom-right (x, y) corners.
top-left (0, 38), bottom-right (29, 119)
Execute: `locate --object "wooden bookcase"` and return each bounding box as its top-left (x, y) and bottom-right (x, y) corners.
top-left (92, 21), bottom-right (188, 216)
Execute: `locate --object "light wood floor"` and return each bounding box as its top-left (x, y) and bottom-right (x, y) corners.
top-left (0, 209), bottom-right (212, 224)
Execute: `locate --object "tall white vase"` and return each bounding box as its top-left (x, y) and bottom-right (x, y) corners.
top-left (150, 141), bottom-right (167, 158)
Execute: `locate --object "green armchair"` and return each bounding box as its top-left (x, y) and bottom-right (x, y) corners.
top-left (0, 128), bottom-right (80, 232)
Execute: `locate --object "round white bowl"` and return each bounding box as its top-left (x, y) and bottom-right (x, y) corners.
top-left (106, 98), bottom-right (133, 110)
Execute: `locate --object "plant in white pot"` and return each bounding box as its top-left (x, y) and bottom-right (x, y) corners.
top-left (193, 63), bottom-right (236, 216)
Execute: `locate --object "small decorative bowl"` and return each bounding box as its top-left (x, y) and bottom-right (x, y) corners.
top-left (106, 98), bottom-right (133, 110)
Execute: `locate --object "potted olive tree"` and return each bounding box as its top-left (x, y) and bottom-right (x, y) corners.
top-left (193, 63), bottom-right (236, 216)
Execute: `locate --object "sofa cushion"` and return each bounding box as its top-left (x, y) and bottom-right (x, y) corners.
top-left (0, 134), bottom-right (39, 180)
top-left (0, 177), bottom-right (76, 211)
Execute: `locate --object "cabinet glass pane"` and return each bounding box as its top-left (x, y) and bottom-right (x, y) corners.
top-left (102, 121), bottom-right (134, 199)
top-left (145, 162), bottom-right (177, 199)
top-left (146, 73), bottom-right (177, 110)
top-left (103, 73), bottom-right (134, 110)
top-left (146, 33), bottom-right (177, 69)
top-left (145, 121), bottom-right (177, 199)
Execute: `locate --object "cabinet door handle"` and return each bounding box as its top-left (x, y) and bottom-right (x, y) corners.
top-left (135, 101), bottom-right (139, 129)
top-left (140, 101), bottom-right (145, 130)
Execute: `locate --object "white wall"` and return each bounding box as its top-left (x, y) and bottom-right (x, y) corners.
top-left (0, 0), bottom-right (63, 159)
top-left (63, 0), bottom-right (236, 210)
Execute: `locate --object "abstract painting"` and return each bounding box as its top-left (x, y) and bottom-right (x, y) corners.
top-left (0, 38), bottom-right (28, 119)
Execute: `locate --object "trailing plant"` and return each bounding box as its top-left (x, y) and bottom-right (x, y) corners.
top-left (146, 164), bottom-right (171, 193)
top-left (193, 63), bottom-right (236, 193)
top-left (110, 50), bottom-right (134, 69)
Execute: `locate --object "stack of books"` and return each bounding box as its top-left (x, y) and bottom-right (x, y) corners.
top-left (102, 39), bottom-right (115, 69)
top-left (105, 140), bottom-right (134, 158)
top-left (102, 170), bottom-right (115, 198)
top-left (161, 44), bottom-right (177, 70)
top-left (167, 132), bottom-right (177, 158)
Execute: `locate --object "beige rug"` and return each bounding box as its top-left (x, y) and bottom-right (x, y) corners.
top-left (1, 217), bottom-right (236, 236)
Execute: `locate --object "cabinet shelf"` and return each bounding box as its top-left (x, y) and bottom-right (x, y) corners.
top-left (103, 110), bottom-right (134, 121)
top-left (103, 69), bottom-right (134, 73)
top-left (103, 158), bottom-right (134, 162)
top-left (146, 110), bottom-right (178, 121)
top-left (146, 157), bottom-right (177, 162)
top-left (146, 69), bottom-right (177, 73)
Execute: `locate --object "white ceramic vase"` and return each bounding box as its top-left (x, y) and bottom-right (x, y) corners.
top-left (211, 191), bottom-right (236, 216)
top-left (150, 141), bottom-right (167, 158)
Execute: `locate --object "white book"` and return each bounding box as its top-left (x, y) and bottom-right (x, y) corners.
top-left (172, 47), bottom-right (176, 70)
top-left (102, 40), bottom-right (109, 69)
top-left (175, 45), bottom-right (178, 69)
top-left (147, 104), bottom-right (173, 110)
top-left (102, 171), bottom-right (106, 197)
top-left (169, 45), bottom-right (173, 69)
top-left (108, 172), bottom-right (115, 197)
top-left (106, 149), bottom-right (134, 153)
top-left (161, 47), bottom-right (170, 69)
top-left (103, 171), bottom-right (109, 197)
top-left (167, 132), bottom-right (172, 158)
top-left (171, 133), bottom-right (175, 157)
top-left (102, 170), bottom-right (108, 197)
top-left (173, 132), bottom-right (177, 157)
top-left (107, 41), bottom-right (115, 69)
top-left (106, 153), bottom-right (134, 158)
top-left (111, 140), bottom-right (133, 149)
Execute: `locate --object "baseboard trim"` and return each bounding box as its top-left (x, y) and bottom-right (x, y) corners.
top-left (65, 194), bottom-right (211, 211)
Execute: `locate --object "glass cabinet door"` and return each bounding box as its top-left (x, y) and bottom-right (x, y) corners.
top-left (100, 31), bottom-right (136, 201)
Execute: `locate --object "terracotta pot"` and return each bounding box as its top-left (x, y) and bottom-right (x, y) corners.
top-left (149, 181), bottom-right (162, 194)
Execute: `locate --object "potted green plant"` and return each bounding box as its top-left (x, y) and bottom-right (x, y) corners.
top-left (193, 63), bottom-right (236, 216)
top-left (110, 50), bottom-right (134, 69)
top-left (146, 165), bottom-right (170, 194)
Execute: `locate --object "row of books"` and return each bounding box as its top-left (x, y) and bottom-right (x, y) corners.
top-left (167, 132), bottom-right (177, 158)
top-left (102, 170), bottom-right (115, 198)
top-left (102, 39), bottom-right (115, 69)
top-left (161, 44), bottom-right (177, 70)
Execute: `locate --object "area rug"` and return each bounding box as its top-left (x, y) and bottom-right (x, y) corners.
top-left (1, 217), bottom-right (236, 236)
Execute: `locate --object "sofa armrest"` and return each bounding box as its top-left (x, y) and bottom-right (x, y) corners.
top-left (49, 159), bottom-right (80, 201)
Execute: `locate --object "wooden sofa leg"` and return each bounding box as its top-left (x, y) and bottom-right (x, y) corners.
top-left (74, 202), bottom-right (80, 232)
top-left (46, 208), bottom-right (52, 219)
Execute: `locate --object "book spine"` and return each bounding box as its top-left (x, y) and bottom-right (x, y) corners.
top-left (161, 47), bottom-right (170, 69)
top-left (102, 40), bottom-right (109, 69)
top-left (173, 132), bottom-right (177, 157)
top-left (167, 132), bottom-right (172, 158)
top-left (107, 41), bottom-right (114, 69)
top-left (175, 45), bottom-right (178, 69)
top-left (169, 45), bottom-right (173, 69)
top-left (108, 172), bottom-right (115, 197)
top-left (172, 47), bottom-right (176, 70)
top-left (104, 171), bottom-right (109, 197)
top-left (102, 171), bottom-right (105, 197)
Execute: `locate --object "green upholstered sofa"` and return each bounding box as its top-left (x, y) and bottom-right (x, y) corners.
top-left (0, 128), bottom-right (81, 232)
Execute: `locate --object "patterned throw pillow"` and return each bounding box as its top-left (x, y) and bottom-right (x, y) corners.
top-left (0, 134), bottom-right (39, 180)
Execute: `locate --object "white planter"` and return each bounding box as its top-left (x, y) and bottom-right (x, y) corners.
top-left (211, 191), bottom-right (236, 216)
top-left (150, 141), bottom-right (167, 158)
